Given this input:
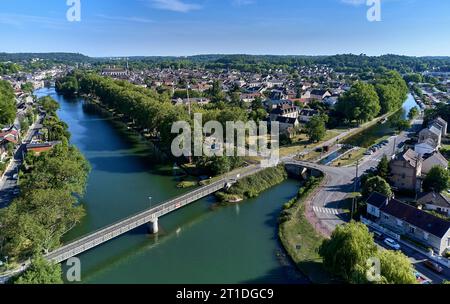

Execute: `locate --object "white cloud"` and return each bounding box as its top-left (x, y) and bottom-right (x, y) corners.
top-left (232, 0), bottom-right (256, 6)
top-left (96, 14), bottom-right (154, 24)
top-left (149, 0), bottom-right (202, 13)
top-left (340, 0), bottom-right (366, 6)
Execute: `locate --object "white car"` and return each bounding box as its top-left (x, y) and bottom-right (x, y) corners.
top-left (384, 238), bottom-right (401, 250)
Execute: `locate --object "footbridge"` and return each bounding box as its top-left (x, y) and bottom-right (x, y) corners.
top-left (45, 164), bottom-right (265, 263)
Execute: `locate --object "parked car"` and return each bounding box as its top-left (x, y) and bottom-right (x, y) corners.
top-left (384, 238), bottom-right (401, 250)
top-left (414, 272), bottom-right (431, 284)
top-left (373, 231), bottom-right (383, 240)
top-left (364, 150), bottom-right (373, 156)
top-left (423, 260), bottom-right (443, 273)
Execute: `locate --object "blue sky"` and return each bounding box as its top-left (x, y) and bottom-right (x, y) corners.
top-left (0, 0), bottom-right (449, 57)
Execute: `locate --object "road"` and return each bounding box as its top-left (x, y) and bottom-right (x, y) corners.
top-left (292, 114), bottom-right (450, 282)
top-left (0, 114), bottom-right (44, 208)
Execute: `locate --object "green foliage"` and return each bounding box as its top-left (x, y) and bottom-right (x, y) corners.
top-left (375, 70), bottom-right (408, 114)
top-left (218, 165), bottom-right (288, 201)
top-left (306, 114), bottom-right (328, 142)
top-left (0, 136), bottom-right (90, 260)
top-left (21, 82), bottom-right (34, 94)
top-left (0, 80), bottom-right (16, 126)
top-left (423, 166), bottom-right (450, 193)
top-left (377, 155), bottom-right (390, 180)
top-left (362, 176), bottom-right (392, 198)
top-left (377, 249), bottom-right (417, 284)
top-left (319, 222), bottom-right (378, 283)
top-left (14, 255), bottom-right (63, 284)
top-left (55, 75), bottom-right (79, 97)
top-left (408, 107), bottom-right (419, 121)
top-left (319, 222), bottom-right (416, 284)
top-left (336, 82), bottom-right (380, 124)
top-left (38, 96), bottom-right (60, 114)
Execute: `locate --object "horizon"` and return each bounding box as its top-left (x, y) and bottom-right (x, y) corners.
top-left (1, 52), bottom-right (450, 59)
top-left (0, 0), bottom-right (449, 57)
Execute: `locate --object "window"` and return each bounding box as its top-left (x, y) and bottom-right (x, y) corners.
top-left (410, 227), bottom-right (416, 234)
top-left (384, 215), bottom-right (389, 220)
top-left (396, 219), bottom-right (403, 227)
top-left (424, 232), bottom-right (429, 240)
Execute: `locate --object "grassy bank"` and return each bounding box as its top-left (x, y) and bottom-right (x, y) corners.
top-left (216, 165), bottom-right (288, 202)
top-left (278, 176), bottom-right (336, 283)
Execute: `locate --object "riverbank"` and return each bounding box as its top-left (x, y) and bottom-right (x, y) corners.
top-left (278, 175), bottom-right (336, 284)
top-left (215, 165), bottom-right (288, 203)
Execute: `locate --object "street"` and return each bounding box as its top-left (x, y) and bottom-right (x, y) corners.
top-left (0, 114), bottom-right (44, 208)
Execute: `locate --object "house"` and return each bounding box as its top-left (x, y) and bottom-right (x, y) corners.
top-left (432, 117), bottom-right (448, 137)
top-left (418, 126), bottom-right (442, 150)
top-left (421, 151), bottom-right (448, 175)
top-left (26, 141), bottom-right (61, 154)
top-left (309, 89), bottom-right (331, 100)
top-left (389, 149), bottom-right (422, 192)
top-left (323, 96), bottom-right (339, 107)
top-left (275, 117), bottom-right (300, 135)
top-left (269, 103), bottom-right (299, 121)
top-left (417, 192), bottom-right (450, 217)
top-left (415, 139), bottom-right (438, 156)
top-left (298, 109), bottom-right (320, 123)
top-left (366, 192), bottom-right (450, 255)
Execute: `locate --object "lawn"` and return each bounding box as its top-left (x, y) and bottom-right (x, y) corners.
top-left (279, 129), bottom-right (344, 158)
top-left (279, 203), bottom-right (335, 283)
top-left (331, 147), bottom-right (366, 167)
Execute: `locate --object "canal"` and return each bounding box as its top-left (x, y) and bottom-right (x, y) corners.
top-left (34, 87), bottom-right (306, 284)
top-left (343, 93), bottom-right (419, 148)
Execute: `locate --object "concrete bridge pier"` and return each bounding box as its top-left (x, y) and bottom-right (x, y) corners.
top-left (150, 218), bottom-right (159, 234)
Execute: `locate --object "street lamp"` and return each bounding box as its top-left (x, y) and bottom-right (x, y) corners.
top-left (148, 196), bottom-right (152, 209)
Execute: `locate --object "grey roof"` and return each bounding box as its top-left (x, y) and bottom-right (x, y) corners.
top-left (417, 192), bottom-right (450, 209)
top-left (381, 199), bottom-right (450, 238)
top-left (367, 192), bottom-right (390, 208)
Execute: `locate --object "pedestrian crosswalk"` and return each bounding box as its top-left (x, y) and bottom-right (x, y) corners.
top-left (313, 206), bottom-right (341, 215)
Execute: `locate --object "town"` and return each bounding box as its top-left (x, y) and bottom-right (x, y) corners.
top-left (0, 52), bottom-right (450, 286)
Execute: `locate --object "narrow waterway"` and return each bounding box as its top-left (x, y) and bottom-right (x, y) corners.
top-left (34, 87), bottom-right (306, 284)
top-left (344, 93), bottom-right (419, 148)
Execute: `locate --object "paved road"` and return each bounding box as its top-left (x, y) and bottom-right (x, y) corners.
top-left (0, 114), bottom-right (44, 208)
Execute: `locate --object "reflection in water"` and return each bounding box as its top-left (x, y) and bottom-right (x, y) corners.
top-left (34, 87), bottom-right (307, 284)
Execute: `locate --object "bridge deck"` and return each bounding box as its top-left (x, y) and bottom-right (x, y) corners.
top-left (45, 165), bottom-right (265, 263)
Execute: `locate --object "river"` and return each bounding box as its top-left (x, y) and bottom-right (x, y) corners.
top-left (34, 87), bottom-right (306, 284)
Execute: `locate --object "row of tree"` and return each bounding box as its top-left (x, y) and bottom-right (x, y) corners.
top-left (0, 97), bottom-right (90, 283)
top-left (0, 80), bottom-right (16, 127)
top-left (334, 71), bottom-right (408, 125)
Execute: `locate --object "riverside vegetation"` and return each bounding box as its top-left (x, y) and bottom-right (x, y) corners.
top-left (215, 165), bottom-right (288, 203)
top-left (0, 96), bottom-right (90, 284)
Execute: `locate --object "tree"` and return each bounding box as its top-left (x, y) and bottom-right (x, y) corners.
top-left (377, 250), bottom-right (417, 284)
top-left (14, 256), bottom-right (63, 284)
top-left (377, 155), bottom-right (390, 180)
top-left (305, 114), bottom-right (328, 142)
top-left (362, 176), bottom-right (392, 198)
top-left (0, 80), bottom-right (16, 126)
top-left (423, 166), bottom-right (450, 193)
top-left (38, 96), bottom-right (60, 114)
top-left (336, 82), bottom-right (380, 124)
top-left (319, 222), bottom-right (378, 283)
top-left (408, 107), bottom-right (419, 121)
